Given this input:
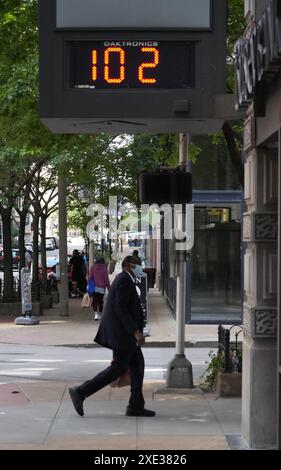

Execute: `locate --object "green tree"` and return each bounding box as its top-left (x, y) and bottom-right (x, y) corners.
top-left (0, 0), bottom-right (246, 303)
top-left (0, 0), bottom-right (97, 300)
top-left (222, 0), bottom-right (245, 187)
top-left (68, 199), bottom-right (91, 244)
top-left (0, 149), bottom-right (46, 301)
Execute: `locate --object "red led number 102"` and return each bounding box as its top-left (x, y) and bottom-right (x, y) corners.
top-left (91, 47), bottom-right (160, 84)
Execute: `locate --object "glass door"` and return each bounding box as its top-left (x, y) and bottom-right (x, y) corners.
top-left (190, 201), bottom-right (242, 323)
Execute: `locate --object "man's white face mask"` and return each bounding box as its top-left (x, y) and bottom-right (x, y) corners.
top-left (132, 265), bottom-right (143, 277)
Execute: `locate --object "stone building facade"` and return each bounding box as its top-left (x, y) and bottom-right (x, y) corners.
top-left (235, 0), bottom-right (280, 449)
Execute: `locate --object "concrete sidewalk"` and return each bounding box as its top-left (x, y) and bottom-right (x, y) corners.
top-left (0, 379), bottom-right (242, 450)
top-left (0, 289), bottom-right (240, 347)
top-left (0, 275), bottom-right (244, 450)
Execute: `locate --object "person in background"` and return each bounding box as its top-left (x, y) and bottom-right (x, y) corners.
top-left (89, 256), bottom-right (110, 320)
top-left (132, 250), bottom-right (142, 266)
top-left (68, 263), bottom-right (77, 298)
top-left (69, 249), bottom-right (87, 297)
top-left (69, 255), bottom-right (155, 418)
top-left (80, 250), bottom-right (88, 282)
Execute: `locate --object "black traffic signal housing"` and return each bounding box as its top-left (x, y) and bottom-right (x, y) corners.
top-left (138, 168), bottom-right (192, 205)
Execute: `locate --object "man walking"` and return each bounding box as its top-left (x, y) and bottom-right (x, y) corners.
top-left (69, 255), bottom-right (155, 417)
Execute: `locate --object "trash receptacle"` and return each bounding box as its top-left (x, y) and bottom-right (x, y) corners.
top-left (142, 268), bottom-right (156, 288)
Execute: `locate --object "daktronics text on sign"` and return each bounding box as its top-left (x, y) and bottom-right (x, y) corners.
top-left (39, 0), bottom-right (227, 134)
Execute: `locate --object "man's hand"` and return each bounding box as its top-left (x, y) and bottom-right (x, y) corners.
top-left (134, 330), bottom-right (145, 347)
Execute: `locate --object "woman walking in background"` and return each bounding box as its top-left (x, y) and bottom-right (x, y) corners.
top-left (89, 256), bottom-right (110, 320)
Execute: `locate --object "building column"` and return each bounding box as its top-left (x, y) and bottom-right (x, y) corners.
top-left (277, 128), bottom-right (281, 450)
top-left (242, 114), bottom-right (278, 448)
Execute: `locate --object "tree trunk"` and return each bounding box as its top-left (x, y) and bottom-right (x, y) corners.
top-left (222, 121), bottom-right (244, 188)
top-left (58, 176), bottom-right (69, 316)
top-left (0, 208), bottom-right (14, 302)
top-left (32, 210), bottom-right (40, 299)
top-left (114, 236), bottom-right (119, 258)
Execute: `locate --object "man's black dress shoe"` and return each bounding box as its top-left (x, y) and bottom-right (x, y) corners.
top-left (69, 386), bottom-right (84, 416)
top-left (126, 407), bottom-right (156, 417)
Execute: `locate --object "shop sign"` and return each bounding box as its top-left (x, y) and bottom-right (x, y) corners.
top-left (235, 0), bottom-right (281, 110)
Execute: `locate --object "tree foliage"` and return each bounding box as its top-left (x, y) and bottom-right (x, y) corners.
top-left (227, 0), bottom-right (245, 92)
top-left (0, 0), bottom-right (247, 299)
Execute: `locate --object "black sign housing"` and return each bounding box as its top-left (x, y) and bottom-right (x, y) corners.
top-left (39, 0), bottom-right (227, 134)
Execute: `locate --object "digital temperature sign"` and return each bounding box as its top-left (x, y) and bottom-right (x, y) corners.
top-left (40, 0), bottom-right (227, 133)
top-left (69, 41), bottom-right (195, 89)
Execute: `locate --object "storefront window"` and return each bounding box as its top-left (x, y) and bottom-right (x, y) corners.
top-left (190, 202), bottom-right (241, 323)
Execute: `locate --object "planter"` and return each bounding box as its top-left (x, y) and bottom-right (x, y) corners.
top-left (215, 371), bottom-right (242, 397)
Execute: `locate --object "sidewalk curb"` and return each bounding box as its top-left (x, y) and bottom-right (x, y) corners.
top-left (58, 341), bottom-right (219, 348)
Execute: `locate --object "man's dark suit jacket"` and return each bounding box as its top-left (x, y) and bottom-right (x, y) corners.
top-left (94, 271), bottom-right (144, 351)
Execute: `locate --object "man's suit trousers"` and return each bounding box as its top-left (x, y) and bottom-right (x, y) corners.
top-left (78, 346), bottom-right (145, 410)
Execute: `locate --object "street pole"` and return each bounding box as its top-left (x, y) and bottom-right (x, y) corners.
top-left (58, 176), bottom-right (69, 316)
top-left (166, 133), bottom-right (193, 388)
top-left (88, 194), bottom-right (95, 272)
top-left (89, 241), bottom-right (94, 273)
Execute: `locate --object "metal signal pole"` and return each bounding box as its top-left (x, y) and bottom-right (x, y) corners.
top-left (166, 133), bottom-right (193, 388)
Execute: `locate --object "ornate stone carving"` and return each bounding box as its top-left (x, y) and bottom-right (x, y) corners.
top-left (254, 310), bottom-right (277, 337)
top-left (254, 213), bottom-right (277, 241)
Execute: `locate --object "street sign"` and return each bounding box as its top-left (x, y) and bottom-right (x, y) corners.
top-left (20, 268), bottom-right (32, 315)
top-left (15, 269), bottom-right (39, 325)
top-left (39, 0), bottom-right (227, 134)
top-left (138, 169), bottom-right (192, 204)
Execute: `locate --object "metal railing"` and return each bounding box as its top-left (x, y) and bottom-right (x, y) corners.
top-left (0, 277), bottom-right (56, 302)
top-left (0, 277), bottom-right (21, 301)
top-left (218, 324), bottom-right (243, 373)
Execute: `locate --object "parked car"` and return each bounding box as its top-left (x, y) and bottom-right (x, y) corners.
top-left (0, 249), bottom-right (20, 271)
top-left (45, 239), bottom-right (56, 251)
top-left (38, 238), bottom-right (57, 251)
top-left (46, 236), bottom-right (59, 249)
